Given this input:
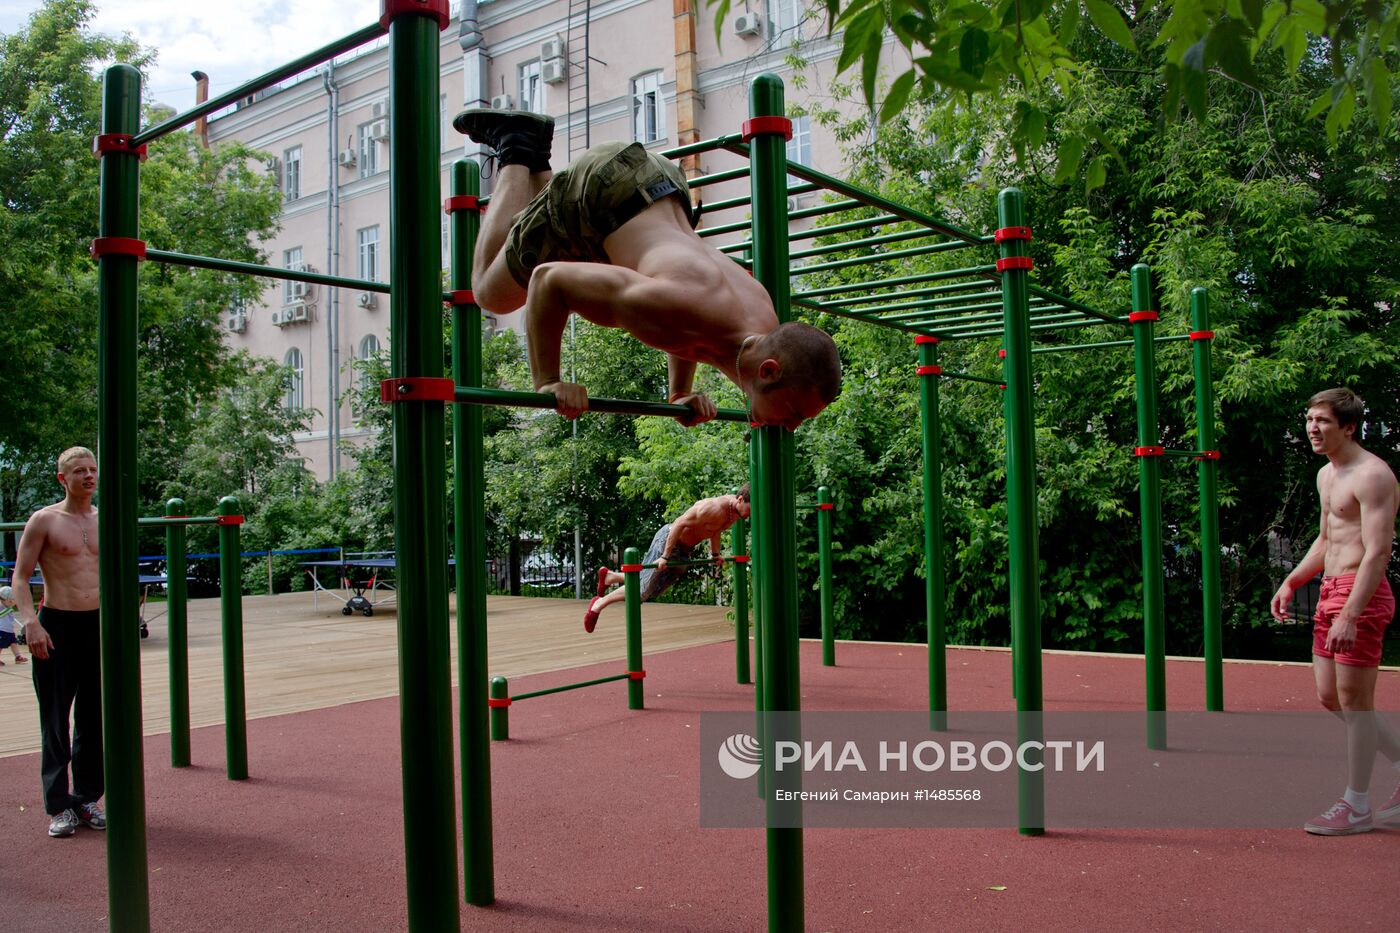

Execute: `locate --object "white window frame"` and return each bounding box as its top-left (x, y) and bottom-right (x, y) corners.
top-left (631, 71), bottom-right (665, 145)
top-left (786, 114), bottom-right (811, 192)
top-left (769, 0), bottom-right (806, 36)
top-left (357, 122), bottom-right (378, 178)
top-left (519, 60), bottom-right (544, 114)
top-left (284, 347), bottom-right (304, 411)
top-left (282, 246), bottom-right (303, 305)
top-left (357, 225), bottom-right (380, 283)
top-left (283, 145), bottom-right (302, 201)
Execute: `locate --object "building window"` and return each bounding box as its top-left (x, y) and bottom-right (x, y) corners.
top-left (632, 71), bottom-right (664, 144)
top-left (769, 0), bottom-right (806, 36)
top-left (282, 246), bottom-right (303, 305)
top-left (519, 60), bottom-right (544, 114)
top-left (440, 93), bottom-right (450, 151)
top-left (786, 114), bottom-right (811, 192)
top-left (284, 347), bottom-right (304, 411)
top-left (283, 146), bottom-right (302, 201)
top-left (357, 122), bottom-right (378, 178)
top-left (357, 225), bottom-right (380, 282)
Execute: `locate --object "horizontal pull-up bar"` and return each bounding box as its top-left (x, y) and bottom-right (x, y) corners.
top-left (700, 181), bottom-right (823, 216)
top-left (661, 134), bottom-right (747, 160)
top-left (0, 515), bottom-right (228, 532)
top-left (699, 197), bottom-right (867, 240)
top-left (380, 379), bottom-right (749, 422)
top-left (777, 240), bottom-right (990, 277)
top-left (631, 555), bottom-right (749, 570)
top-left (791, 296), bottom-right (933, 334)
top-left (794, 267), bottom-right (998, 300)
top-left (134, 23), bottom-right (385, 145)
top-left (820, 287), bottom-right (1004, 311)
top-left (687, 166), bottom-right (752, 188)
top-left (944, 315), bottom-right (1127, 341)
top-left (1031, 334), bottom-right (1192, 354)
top-left (147, 249), bottom-right (389, 294)
top-left (1026, 285), bottom-right (1119, 324)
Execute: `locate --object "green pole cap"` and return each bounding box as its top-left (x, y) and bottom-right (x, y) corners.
top-left (218, 495), bottom-right (240, 515)
top-left (166, 497), bottom-right (185, 515)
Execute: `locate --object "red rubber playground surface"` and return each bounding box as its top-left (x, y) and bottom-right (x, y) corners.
top-left (5, 639), bottom-right (1398, 932)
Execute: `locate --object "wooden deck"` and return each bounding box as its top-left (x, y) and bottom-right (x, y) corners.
top-left (0, 591), bottom-right (735, 758)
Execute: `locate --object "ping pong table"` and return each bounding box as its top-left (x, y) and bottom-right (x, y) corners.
top-left (303, 557), bottom-right (399, 616)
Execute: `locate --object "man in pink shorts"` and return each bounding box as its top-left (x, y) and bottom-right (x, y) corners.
top-left (1271, 388), bottom-right (1400, 835)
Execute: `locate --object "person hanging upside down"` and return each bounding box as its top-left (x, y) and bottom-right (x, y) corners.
top-left (584, 486), bottom-right (751, 633)
top-left (454, 108), bottom-right (841, 429)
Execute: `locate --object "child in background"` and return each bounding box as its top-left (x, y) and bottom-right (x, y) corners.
top-left (0, 584), bottom-right (27, 666)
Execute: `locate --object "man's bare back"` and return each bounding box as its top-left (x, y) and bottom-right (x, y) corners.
top-left (668, 493), bottom-right (749, 551)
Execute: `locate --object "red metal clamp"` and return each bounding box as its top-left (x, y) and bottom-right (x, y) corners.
top-left (620, 563), bottom-right (644, 573)
top-left (628, 670), bottom-right (647, 680)
top-left (740, 116), bottom-right (793, 142)
top-left (1133, 446), bottom-right (1165, 457)
top-left (379, 0), bottom-right (451, 31)
top-left (995, 256), bottom-right (1033, 272)
top-left (914, 335), bottom-right (940, 345)
top-left (444, 195), bottom-right (482, 215)
top-left (994, 226), bottom-right (1032, 243)
top-left (915, 365), bottom-right (942, 376)
top-left (446, 290), bottom-right (476, 306)
top-left (997, 349), bottom-right (1007, 359)
top-left (733, 555), bottom-right (751, 564)
top-left (1128, 311), bottom-right (1159, 323)
top-left (1188, 330), bottom-right (1215, 341)
top-left (379, 376), bottom-right (455, 403)
top-left (815, 503), bottom-right (835, 511)
top-left (215, 514), bottom-right (245, 526)
top-left (93, 134), bottom-right (148, 161)
top-left (1194, 450), bottom-right (1221, 461)
top-left (486, 697), bottom-right (512, 708)
top-left (89, 237), bottom-right (147, 261)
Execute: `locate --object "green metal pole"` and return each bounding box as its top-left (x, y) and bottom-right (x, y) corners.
top-left (916, 336), bottom-right (948, 731)
top-left (817, 487), bottom-right (835, 666)
top-left (749, 429), bottom-right (766, 800)
top-left (384, 4), bottom-right (460, 929)
top-left (997, 190), bottom-right (1044, 835)
top-left (217, 496), bottom-right (247, 780)
top-left (750, 73), bottom-right (803, 933)
top-left (1191, 288), bottom-right (1224, 711)
top-left (166, 498), bottom-right (190, 767)
top-left (733, 515), bottom-right (751, 684)
top-left (624, 547), bottom-right (645, 709)
top-left (1131, 265), bottom-right (1168, 750)
top-left (96, 62), bottom-right (150, 933)
top-left (488, 677), bottom-right (509, 741)
top-left (450, 160), bottom-right (494, 905)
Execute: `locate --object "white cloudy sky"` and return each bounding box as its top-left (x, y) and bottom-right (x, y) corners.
top-left (1, 1), bottom-right (384, 110)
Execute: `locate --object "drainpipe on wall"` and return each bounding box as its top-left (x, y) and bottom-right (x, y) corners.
top-left (459, 0), bottom-right (491, 192)
top-left (323, 62), bottom-right (341, 480)
top-left (191, 71), bottom-right (209, 148)
top-left (672, 0), bottom-right (702, 184)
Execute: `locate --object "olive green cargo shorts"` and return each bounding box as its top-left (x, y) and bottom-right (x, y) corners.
top-left (504, 141), bottom-right (691, 287)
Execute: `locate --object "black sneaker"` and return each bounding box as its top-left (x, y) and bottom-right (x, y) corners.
top-left (48, 808), bottom-right (79, 837)
top-left (453, 108), bottom-right (554, 172)
top-left (77, 801), bottom-right (106, 830)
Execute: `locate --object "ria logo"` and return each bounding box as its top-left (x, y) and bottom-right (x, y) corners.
top-left (717, 733), bottom-right (762, 779)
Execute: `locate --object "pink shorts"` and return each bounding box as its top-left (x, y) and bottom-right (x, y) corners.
top-left (1312, 575), bottom-right (1395, 667)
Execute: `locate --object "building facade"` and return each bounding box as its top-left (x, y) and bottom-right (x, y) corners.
top-left (208, 0), bottom-right (895, 479)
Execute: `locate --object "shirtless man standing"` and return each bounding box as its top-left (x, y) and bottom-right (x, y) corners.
top-left (12, 446), bottom-right (106, 838)
top-left (455, 109), bottom-right (841, 430)
top-left (584, 486), bottom-right (751, 633)
top-left (1270, 388), bottom-right (1400, 835)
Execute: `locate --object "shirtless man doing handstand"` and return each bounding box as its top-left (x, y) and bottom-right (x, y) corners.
top-left (584, 486), bottom-right (751, 633)
top-left (455, 109), bottom-right (840, 429)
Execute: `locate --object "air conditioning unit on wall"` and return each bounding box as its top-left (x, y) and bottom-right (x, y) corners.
top-left (371, 99), bottom-right (389, 120)
top-left (540, 36), bottom-right (566, 60)
top-left (287, 302), bottom-right (310, 323)
top-left (270, 308), bottom-right (286, 326)
top-left (489, 93), bottom-right (513, 110)
top-left (369, 120), bottom-right (389, 141)
top-left (356, 291), bottom-right (377, 309)
top-left (289, 281), bottom-right (311, 300)
top-left (733, 13), bottom-right (764, 37)
top-left (542, 58), bottom-right (567, 85)
top-left (226, 312), bottom-right (247, 334)
top-left (337, 148), bottom-right (357, 167)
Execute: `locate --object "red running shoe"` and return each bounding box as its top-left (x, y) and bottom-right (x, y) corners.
top-left (1304, 799), bottom-right (1372, 836)
top-left (596, 566), bottom-right (610, 599)
top-left (583, 597), bottom-right (601, 634)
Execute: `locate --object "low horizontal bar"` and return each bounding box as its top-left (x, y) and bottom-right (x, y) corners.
top-left (137, 516), bottom-right (220, 527)
top-left (134, 23), bottom-right (385, 145)
top-left (1030, 334), bottom-right (1192, 354)
top-left (511, 672), bottom-right (631, 702)
top-left (632, 556), bottom-right (745, 570)
top-left (453, 386), bottom-right (749, 422)
top-left (147, 249), bottom-right (388, 293)
top-left (940, 371), bottom-right (1006, 387)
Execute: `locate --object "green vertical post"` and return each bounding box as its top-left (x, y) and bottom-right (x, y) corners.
top-left (732, 516), bottom-right (751, 684)
top-left (165, 499), bottom-right (190, 767)
top-left (1131, 264), bottom-right (1168, 750)
top-left (997, 189), bottom-right (1044, 835)
top-left (217, 496), bottom-right (247, 780)
top-left (749, 429), bottom-right (767, 800)
top-left (816, 486), bottom-right (835, 666)
top-left (750, 73), bottom-right (803, 933)
top-left (488, 677), bottom-right (509, 741)
top-left (450, 160), bottom-right (494, 905)
top-left (1191, 288), bottom-right (1224, 711)
top-left (384, 3), bottom-right (461, 929)
top-left (916, 336), bottom-right (947, 731)
top-left (623, 547), bottom-right (645, 709)
top-left (95, 62), bottom-right (150, 933)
